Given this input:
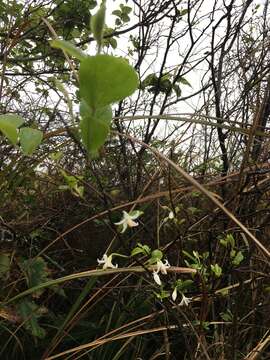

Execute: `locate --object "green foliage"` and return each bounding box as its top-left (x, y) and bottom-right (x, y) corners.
top-left (19, 128), bottom-right (43, 155)
top-left (220, 233), bottom-right (245, 266)
top-left (19, 257), bottom-right (50, 298)
top-left (79, 54), bottom-right (138, 109)
top-left (17, 299), bottom-right (46, 338)
top-left (80, 101), bottom-right (112, 156)
top-left (140, 72), bottom-right (182, 97)
top-left (220, 233), bottom-right (235, 248)
top-left (91, 0), bottom-right (106, 50)
top-left (59, 169), bottom-right (84, 197)
top-left (131, 243), bottom-right (151, 256)
top-left (102, 27), bottom-right (118, 49)
top-left (220, 309), bottom-right (233, 322)
top-left (50, 39), bottom-right (87, 61)
top-left (149, 249), bottom-right (163, 263)
top-left (183, 250), bottom-right (209, 277)
top-left (0, 114), bottom-right (24, 144)
top-left (0, 114), bottom-right (42, 154)
top-left (210, 263), bottom-right (222, 277)
top-left (53, 0), bottom-right (96, 37)
top-left (141, 73), bottom-right (158, 89)
top-left (231, 250), bottom-right (244, 266)
top-left (0, 1), bottom-right (268, 359)
top-left (154, 289), bottom-right (170, 301)
top-left (176, 75), bottom-right (192, 87)
top-left (79, 54), bottom-right (138, 154)
top-left (174, 279), bottom-right (193, 292)
top-left (112, 3), bottom-right (132, 25)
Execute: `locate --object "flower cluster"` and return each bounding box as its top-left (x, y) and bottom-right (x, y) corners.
top-left (97, 209), bottom-right (193, 307)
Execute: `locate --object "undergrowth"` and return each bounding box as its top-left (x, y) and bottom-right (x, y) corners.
top-left (0, 1), bottom-right (270, 359)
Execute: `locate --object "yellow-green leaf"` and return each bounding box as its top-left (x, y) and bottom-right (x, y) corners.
top-left (91, 0), bottom-right (106, 48)
top-left (79, 55), bottom-right (138, 109)
top-left (0, 113), bottom-right (24, 144)
top-left (80, 100), bottom-right (112, 155)
top-left (19, 127), bottom-right (43, 155)
top-left (50, 39), bottom-right (86, 61)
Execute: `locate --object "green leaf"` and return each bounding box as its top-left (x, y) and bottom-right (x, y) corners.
top-left (103, 36), bottom-right (117, 49)
top-left (19, 127), bottom-right (43, 155)
top-left (91, 1), bottom-right (106, 48)
top-left (121, 13), bottom-right (130, 22)
top-left (232, 251), bottom-right (244, 266)
top-left (154, 289), bottom-right (170, 300)
top-left (17, 299), bottom-right (46, 338)
top-left (173, 84), bottom-right (181, 97)
top-left (129, 210), bottom-right (143, 218)
top-left (179, 9), bottom-right (189, 16)
top-left (220, 309), bottom-right (233, 321)
top-left (226, 234), bottom-right (235, 247)
top-left (210, 263), bottom-right (222, 277)
top-left (131, 243), bottom-right (151, 257)
top-left (19, 257), bottom-right (49, 298)
top-left (176, 76), bottom-right (192, 87)
top-left (150, 249), bottom-right (163, 262)
top-left (0, 114), bottom-right (24, 144)
top-left (141, 73), bottom-right (158, 89)
top-left (120, 5), bottom-right (132, 14)
top-left (60, 170), bottom-right (84, 198)
top-left (50, 39), bottom-right (86, 61)
top-left (80, 100), bottom-right (112, 155)
top-left (0, 113), bottom-right (24, 128)
top-left (89, 0), bottom-right (98, 9)
top-left (79, 55), bottom-right (138, 109)
top-left (131, 247), bottom-right (145, 256)
top-left (220, 239), bottom-right (228, 247)
top-left (112, 9), bottom-right (122, 17)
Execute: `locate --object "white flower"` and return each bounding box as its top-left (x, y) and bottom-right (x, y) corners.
top-left (97, 254), bottom-right (118, 269)
top-left (156, 259), bottom-right (170, 274)
top-left (179, 293), bottom-right (192, 307)
top-left (114, 210), bottom-right (142, 233)
top-left (152, 259), bottom-right (170, 286)
top-left (153, 271), bottom-right (162, 285)
top-left (172, 287), bottom-right (178, 301)
top-left (169, 211), bottom-right (174, 219)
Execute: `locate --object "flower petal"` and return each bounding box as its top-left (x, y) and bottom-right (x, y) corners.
top-left (156, 259), bottom-right (170, 274)
top-left (120, 222), bottom-right (128, 233)
top-left (153, 271), bottom-right (162, 286)
top-left (114, 219), bottom-right (125, 225)
top-left (97, 254), bottom-right (107, 265)
top-left (180, 294), bottom-right (192, 306)
top-left (172, 287), bottom-right (178, 301)
top-left (127, 218), bottom-right (138, 227)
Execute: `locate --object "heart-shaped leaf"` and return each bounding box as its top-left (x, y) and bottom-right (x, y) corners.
top-left (79, 55), bottom-right (138, 109)
top-left (19, 127), bottom-right (43, 155)
top-left (0, 114), bottom-right (24, 144)
top-left (80, 101), bottom-right (112, 155)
